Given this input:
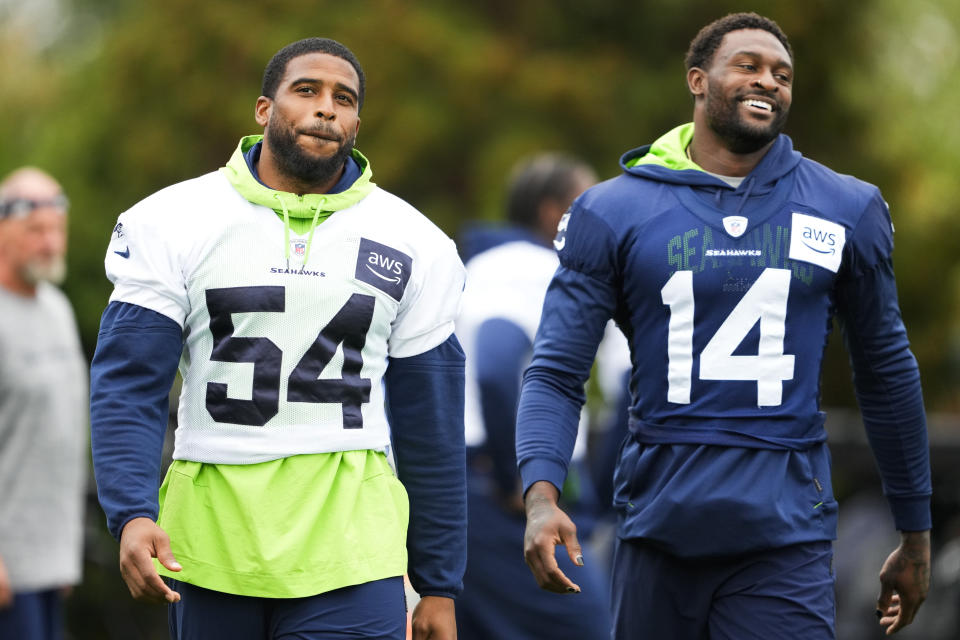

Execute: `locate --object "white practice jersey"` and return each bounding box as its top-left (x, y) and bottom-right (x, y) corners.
top-left (458, 240), bottom-right (605, 460)
top-left (105, 171), bottom-right (464, 464)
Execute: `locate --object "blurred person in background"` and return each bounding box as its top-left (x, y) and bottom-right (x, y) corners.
top-left (89, 37), bottom-right (465, 640)
top-left (0, 168), bottom-right (87, 640)
top-left (455, 154), bottom-right (615, 639)
top-left (517, 12), bottom-right (931, 639)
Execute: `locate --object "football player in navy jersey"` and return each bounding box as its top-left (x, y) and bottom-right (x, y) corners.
top-left (516, 12), bottom-right (930, 639)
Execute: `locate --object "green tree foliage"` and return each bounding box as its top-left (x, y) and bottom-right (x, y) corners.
top-left (1, 1), bottom-right (957, 393)
top-left (4, 2), bottom-right (959, 638)
top-left (835, 0), bottom-right (960, 408)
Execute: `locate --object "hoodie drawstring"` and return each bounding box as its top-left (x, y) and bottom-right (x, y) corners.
top-left (710, 175), bottom-right (755, 214)
top-left (735, 176), bottom-right (756, 216)
top-left (302, 200), bottom-right (325, 266)
top-left (274, 193), bottom-right (293, 268)
top-left (273, 193), bottom-right (326, 269)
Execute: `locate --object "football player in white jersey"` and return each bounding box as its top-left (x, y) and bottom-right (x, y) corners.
top-left (455, 154), bottom-right (623, 639)
top-left (90, 38), bottom-right (465, 640)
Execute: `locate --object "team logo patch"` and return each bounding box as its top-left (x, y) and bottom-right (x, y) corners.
top-left (291, 239), bottom-right (306, 257)
top-left (553, 211), bottom-right (571, 251)
top-left (355, 238), bottom-right (412, 301)
top-left (788, 212), bottom-right (845, 272)
top-left (722, 215), bottom-right (748, 238)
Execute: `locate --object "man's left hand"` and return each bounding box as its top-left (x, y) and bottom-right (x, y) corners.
top-left (876, 530), bottom-right (930, 635)
top-left (410, 595), bottom-right (456, 640)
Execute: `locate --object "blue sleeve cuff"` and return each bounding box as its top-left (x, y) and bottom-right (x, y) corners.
top-left (887, 495), bottom-right (932, 532)
top-left (519, 458), bottom-right (569, 497)
top-left (415, 590), bottom-right (458, 600)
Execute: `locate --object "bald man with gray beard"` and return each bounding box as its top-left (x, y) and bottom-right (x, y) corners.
top-left (0, 168), bottom-right (87, 640)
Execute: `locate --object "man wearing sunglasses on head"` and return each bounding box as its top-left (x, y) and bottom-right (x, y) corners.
top-left (0, 168), bottom-right (87, 640)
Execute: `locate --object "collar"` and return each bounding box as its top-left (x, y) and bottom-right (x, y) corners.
top-left (219, 135), bottom-right (375, 218)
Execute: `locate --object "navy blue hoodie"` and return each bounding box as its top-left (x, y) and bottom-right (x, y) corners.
top-left (516, 124), bottom-right (930, 556)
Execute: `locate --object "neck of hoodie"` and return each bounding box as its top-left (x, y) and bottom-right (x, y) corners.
top-left (243, 139), bottom-right (361, 199)
top-left (620, 123), bottom-right (803, 219)
top-left (688, 125), bottom-right (775, 178)
top-left (219, 135), bottom-right (375, 265)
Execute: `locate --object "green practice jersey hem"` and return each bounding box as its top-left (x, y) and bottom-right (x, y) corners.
top-left (154, 450), bottom-right (410, 598)
top-left (155, 555), bottom-right (407, 599)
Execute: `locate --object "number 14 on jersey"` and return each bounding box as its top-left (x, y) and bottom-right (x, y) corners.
top-left (661, 267), bottom-right (795, 407)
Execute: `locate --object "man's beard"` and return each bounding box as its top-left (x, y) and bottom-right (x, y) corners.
top-left (266, 118), bottom-right (356, 188)
top-left (22, 255), bottom-right (66, 286)
top-left (705, 83), bottom-right (789, 154)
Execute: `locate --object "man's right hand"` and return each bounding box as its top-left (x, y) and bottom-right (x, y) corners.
top-left (0, 553), bottom-right (12, 609)
top-left (118, 517), bottom-right (182, 604)
top-left (522, 480), bottom-right (583, 594)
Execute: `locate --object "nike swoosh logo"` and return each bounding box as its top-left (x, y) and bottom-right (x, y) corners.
top-left (365, 264), bottom-right (401, 284)
top-left (114, 247), bottom-right (131, 259)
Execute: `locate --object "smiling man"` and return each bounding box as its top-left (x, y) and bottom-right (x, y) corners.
top-left (517, 13), bottom-right (931, 639)
top-left (90, 38), bottom-right (465, 640)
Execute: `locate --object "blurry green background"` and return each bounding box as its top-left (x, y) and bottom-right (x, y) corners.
top-left (2, 0), bottom-right (959, 638)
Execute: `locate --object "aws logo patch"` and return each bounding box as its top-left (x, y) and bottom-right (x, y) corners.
top-left (355, 237), bottom-right (412, 301)
top-left (788, 212), bottom-right (845, 273)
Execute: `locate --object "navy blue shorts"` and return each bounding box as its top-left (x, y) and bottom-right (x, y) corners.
top-left (611, 539), bottom-right (835, 640)
top-left (167, 576), bottom-right (406, 640)
top-left (0, 588), bottom-right (63, 640)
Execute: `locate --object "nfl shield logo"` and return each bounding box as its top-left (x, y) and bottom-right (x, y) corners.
top-left (291, 240), bottom-right (306, 257)
top-left (722, 216), bottom-right (748, 238)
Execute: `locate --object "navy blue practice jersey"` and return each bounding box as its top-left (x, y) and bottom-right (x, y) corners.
top-left (518, 131), bottom-right (929, 555)
top-left (539, 152), bottom-right (899, 451)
